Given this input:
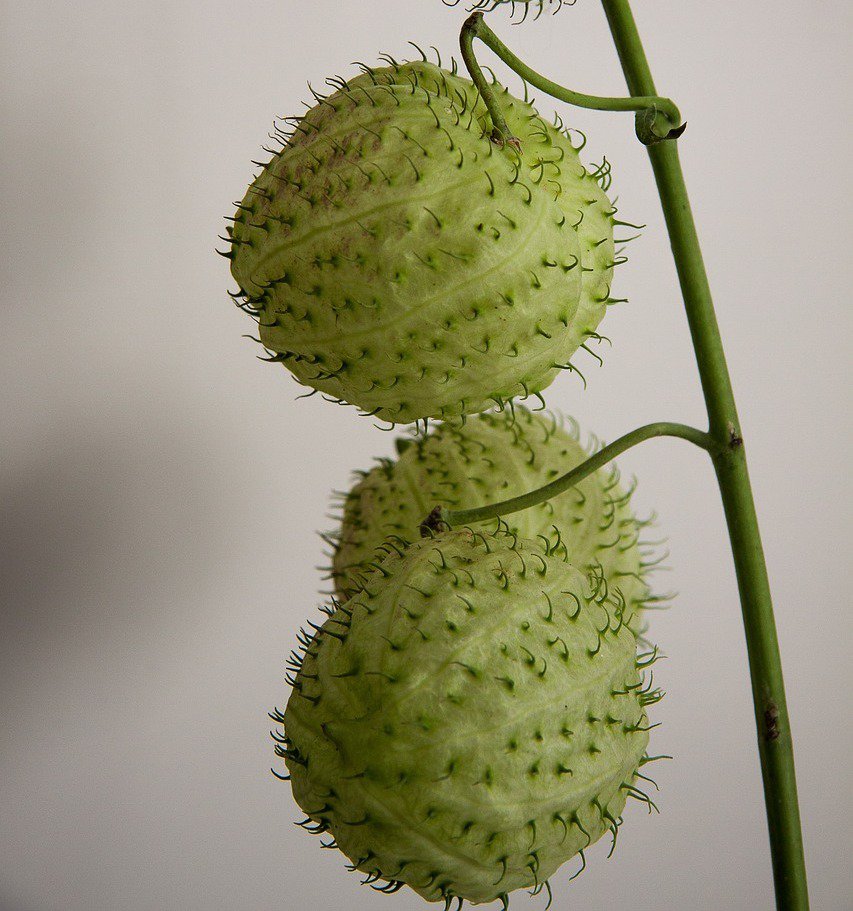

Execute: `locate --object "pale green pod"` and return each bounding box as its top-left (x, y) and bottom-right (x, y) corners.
top-left (228, 60), bottom-right (616, 424)
top-left (276, 530), bottom-right (656, 905)
top-left (329, 408), bottom-right (651, 621)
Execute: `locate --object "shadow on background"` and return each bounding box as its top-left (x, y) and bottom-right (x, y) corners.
top-left (1, 429), bottom-right (135, 693)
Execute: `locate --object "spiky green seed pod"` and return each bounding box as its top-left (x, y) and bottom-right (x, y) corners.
top-left (228, 60), bottom-right (616, 424)
top-left (277, 529), bottom-right (655, 905)
top-left (329, 408), bottom-right (651, 621)
top-left (451, 0), bottom-right (565, 17)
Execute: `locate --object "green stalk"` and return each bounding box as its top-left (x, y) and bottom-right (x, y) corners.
top-left (601, 4), bottom-right (808, 907)
top-left (455, 4), bottom-right (809, 906)
top-left (443, 421), bottom-right (713, 526)
top-left (460, 12), bottom-right (682, 144)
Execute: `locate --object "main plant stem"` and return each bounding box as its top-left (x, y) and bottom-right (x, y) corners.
top-left (601, 2), bottom-right (808, 906)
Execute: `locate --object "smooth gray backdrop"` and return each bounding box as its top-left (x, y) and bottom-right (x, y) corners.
top-left (2, 2), bottom-right (851, 909)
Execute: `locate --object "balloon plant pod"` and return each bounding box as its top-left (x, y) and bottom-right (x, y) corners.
top-left (276, 528), bottom-right (661, 906)
top-left (226, 59), bottom-right (618, 426)
top-left (327, 408), bottom-right (656, 625)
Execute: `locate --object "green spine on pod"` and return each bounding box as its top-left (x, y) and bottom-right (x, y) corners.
top-left (328, 408), bottom-right (653, 622)
top-left (275, 529), bottom-right (659, 905)
top-left (227, 60), bottom-right (616, 425)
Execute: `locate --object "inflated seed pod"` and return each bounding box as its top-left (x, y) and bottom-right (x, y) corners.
top-left (328, 408), bottom-right (651, 621)
top-left (275, 529), bottom-right (659, 906)
top-left (227, 60), bottom-right (617, 424)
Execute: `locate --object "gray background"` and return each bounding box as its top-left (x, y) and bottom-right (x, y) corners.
top-left (2, 1), bottom-right (851, 909)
